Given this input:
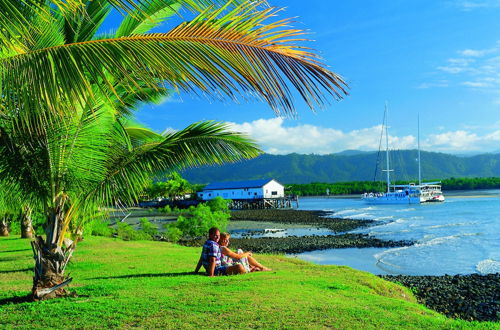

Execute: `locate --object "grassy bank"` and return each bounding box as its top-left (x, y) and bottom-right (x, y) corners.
top-left (0, 237), bottom-right (492, 328)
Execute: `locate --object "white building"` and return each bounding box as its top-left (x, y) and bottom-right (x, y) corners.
top-left (199, 179), bottom-right (285, 201)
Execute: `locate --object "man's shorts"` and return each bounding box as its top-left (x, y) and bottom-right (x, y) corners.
top-left (214, 265), bottom-right (227, 276)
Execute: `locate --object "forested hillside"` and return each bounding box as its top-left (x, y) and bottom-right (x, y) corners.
top-left (181, 151), bottom-right (500, 184)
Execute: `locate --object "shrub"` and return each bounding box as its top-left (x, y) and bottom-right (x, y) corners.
top-left (85, 219), bottom-right (114, 237)
top-left (139, 217), bottom-right (158, 237)
top-left (206, 196), bottom-right (231, 213)
top-left (159, 205), bottom-right (172, 213)
top-left (116, 222), bottom-right (151, 241)
top-left (8, 220), bottom-right (19, 235)
top-left (165, 225), bottom-right (183, 242)
top-left (173, 203), bottom-right (229, 239)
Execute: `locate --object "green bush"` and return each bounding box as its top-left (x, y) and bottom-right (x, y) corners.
top-left (172, 203), bottom-right (229, 239)
top-left (85, 219), bottom-right (114, 237)
top-left (165, 225), bottom-right (183, 242)
top-left (139, 217), bottom-right (158, 237)
top-left (158, 205), bottom-right (172, 213)
top-left (9, 223), bottom-right (20, 235)
top-left (116, 222), bottom-right (151, 241)
top-left (206, 196), bottom-right (231, 213)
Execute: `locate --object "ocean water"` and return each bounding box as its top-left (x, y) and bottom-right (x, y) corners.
top-left (294, 190), bottom-right (500, 276)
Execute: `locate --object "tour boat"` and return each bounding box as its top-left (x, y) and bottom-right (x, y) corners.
top-left (362, 105), bottom-right (445, 204)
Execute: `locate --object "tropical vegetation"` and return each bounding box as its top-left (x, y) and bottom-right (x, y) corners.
top-left (166, 196), bottom-right (231, 241)
top-left (286, 177), bottom-right (500, 196)
top-left (142, 172), bottom-right (195, 201)
top-left (0, 0), bottom-right (347, 300)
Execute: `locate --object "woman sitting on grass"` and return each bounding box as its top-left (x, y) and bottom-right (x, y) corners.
top-left (219, 232), bottom-right (271, 272)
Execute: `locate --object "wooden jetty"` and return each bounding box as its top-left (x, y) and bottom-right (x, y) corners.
top-left (229, 196), bottom-right (299, 210)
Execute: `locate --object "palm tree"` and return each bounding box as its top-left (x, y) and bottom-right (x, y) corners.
top-left (0, 215), bottom-right (10, 236)
top-left (0, 189), bottom-right (34, 238)
top-left (0, 0), bottom-right (348, 300)
top-left (1, 96), bottom-right (261, 299)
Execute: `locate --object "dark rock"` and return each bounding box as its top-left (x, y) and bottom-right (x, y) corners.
top-left (380, 274), bottom-right (500, 322)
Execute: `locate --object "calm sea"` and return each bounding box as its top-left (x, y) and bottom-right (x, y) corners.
top-left (293, 190), bottom-right (500, 276)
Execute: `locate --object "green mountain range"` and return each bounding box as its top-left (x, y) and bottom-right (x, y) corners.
top-left (181, 150), bottom-right (500, 184)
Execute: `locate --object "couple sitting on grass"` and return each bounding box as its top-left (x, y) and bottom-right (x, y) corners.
top-left (194, 227), bottom-right (271, 277)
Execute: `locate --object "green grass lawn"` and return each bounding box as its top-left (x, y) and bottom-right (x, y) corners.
top-left (0, 236), bottom-right (494, 329)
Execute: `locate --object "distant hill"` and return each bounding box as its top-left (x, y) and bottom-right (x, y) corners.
top-left (181, 151), bottom-right (500, 184)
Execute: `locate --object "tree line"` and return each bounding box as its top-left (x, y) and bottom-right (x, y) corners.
top-left (285, 177), bottom-right (500, 196)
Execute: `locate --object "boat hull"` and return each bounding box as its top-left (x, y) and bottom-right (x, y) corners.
top-left (422, 194), bottom-right (445, 203)
top-left (363, 196), bottom-right (421, 204)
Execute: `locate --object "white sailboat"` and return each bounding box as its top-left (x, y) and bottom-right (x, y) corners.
top-left (362, 105), bottom-right (445, 204)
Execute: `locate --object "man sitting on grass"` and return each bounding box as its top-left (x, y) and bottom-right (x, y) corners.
top-left (194, 227), bottom-right (246, 277)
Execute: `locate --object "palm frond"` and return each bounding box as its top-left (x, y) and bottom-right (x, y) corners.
top-left (61, 0), bottom-right (112, 44)
top-left (1, 0), bottom-right (347, 120)
top-left (115, 0), bottom-right (182, 37)
top-left (87, 120), bottom-right (262, 205)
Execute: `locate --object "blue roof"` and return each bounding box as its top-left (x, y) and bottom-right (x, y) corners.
top-left (203, 179), bottom-right (275, 190)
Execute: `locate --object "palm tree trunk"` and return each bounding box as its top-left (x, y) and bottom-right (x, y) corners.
top-left (20, 206), bottom-right (34, 239)
top-left (31, 236), bottom-right (74, 300)
top-left (0, 215), bottom-right (9, 236)
top-left (31, 197), bottom-right (74, 300)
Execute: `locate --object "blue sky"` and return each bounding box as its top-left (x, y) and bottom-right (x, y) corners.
top-left (128, 0), bottom-right (500, 154)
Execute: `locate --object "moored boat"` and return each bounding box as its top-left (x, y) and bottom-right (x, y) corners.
top-left (419, 182), bottom-right (445, 202)
top-left (362, 104), bottom-right (445, 204)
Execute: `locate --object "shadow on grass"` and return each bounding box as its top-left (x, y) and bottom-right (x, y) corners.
top-left (90, 271), bottom-right (205, 280)
top-left (0, 267), bottom-right (32, 274)
top-left (0, 248), bottom-right (31, 254)
top-left (0, 256), bottom-right (28, 263)
top-left (0, 295), bottom-right (32, 306)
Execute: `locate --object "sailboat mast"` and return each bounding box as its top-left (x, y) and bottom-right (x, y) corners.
top-left (385, 103), bottom-right (391, 193)
top-left (418, 114), bottom-right (422, 186)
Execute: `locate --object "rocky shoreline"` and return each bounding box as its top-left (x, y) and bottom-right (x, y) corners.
top-left (227, 234), bottom-right (412, 254)
top-left (380, 274), bottom-right (499, 322)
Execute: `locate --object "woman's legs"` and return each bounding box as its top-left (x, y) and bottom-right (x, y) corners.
top-left (226, 263), bottom-right (246, 275)
top-left (247, 256), bottom-right (271, 271)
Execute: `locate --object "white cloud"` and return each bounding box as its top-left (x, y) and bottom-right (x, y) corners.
top-left (423, 130), bottom-right (479, 150)
top-left (228, 118), bottom-right (415, 155)
top-left (460, 49), bottom-right (492, 57)
top-left (461, 81), bottom-right (491, 87)
top-left (417, 81), bottom-right (449, 89)
top-left (423, 129), bottom-right (500, 152)
top-left (485, 130), bottom-right (500, 141)
top-left (227, 118), bottom-right (499, 154)
top-left (425, 41), bottom-right (500, 101)
top-left (454, 0), bottom-right (500, 10)
top-left (437, 66), bottom-right (466, 74)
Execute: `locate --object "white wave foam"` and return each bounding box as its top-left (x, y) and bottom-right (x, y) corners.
top-left (375, 233), bottom-right (481, 261)
top-left (335, 209), bottom-right (357, 215)
top-left (476, 259), bottom-right (500, 274)
top-left (373, 216), bottom-right (394, 221)
top-left (335, 207), bottom-right (374, 216)
top-left (419, 233), bottom-right (480, 246)
top-left (374, 245), bottom-right (409, 261)
top-left (395, 208), bottom-right (416, 213)
top-left (427, 222), bottom-right (476, 230)
top-left (349, 213), bottom-right (372, 219)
